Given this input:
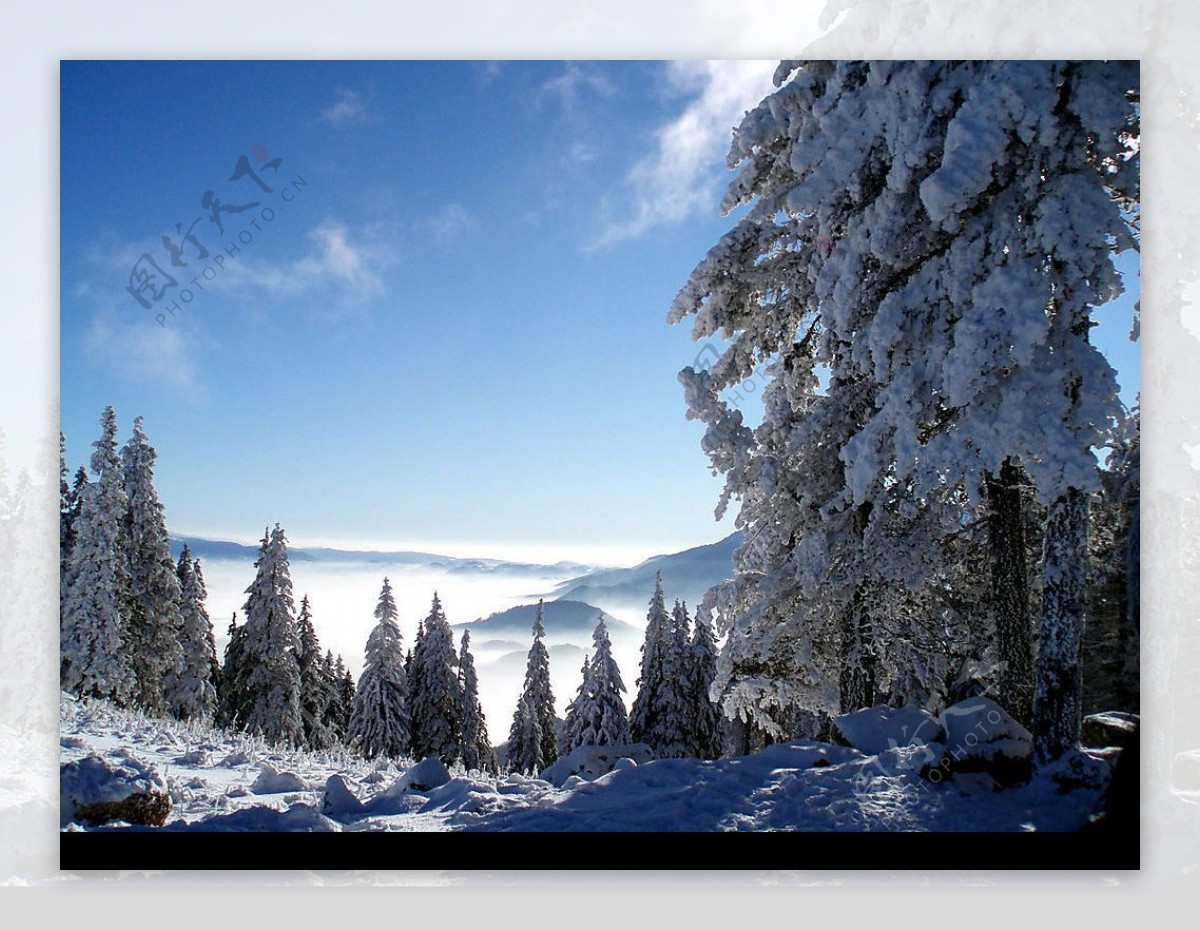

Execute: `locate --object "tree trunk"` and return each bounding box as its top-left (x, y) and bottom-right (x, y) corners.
top-left (986, 458), bottom-right (1034, 725)
top-left (1032, 487), bottom-right (1089, 762)
top-left (838, 590), bottom-right (877, 714)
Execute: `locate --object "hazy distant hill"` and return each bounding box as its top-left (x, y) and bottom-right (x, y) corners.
top-left (453, 599), bottom-right (637, 640)
top-left (552, 533), bottom-right (740, 615)
top-left (169, 535), bottom-right (593, 575)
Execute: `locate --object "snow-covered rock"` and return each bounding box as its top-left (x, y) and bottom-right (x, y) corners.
top-left (60, 753), bottom-right (170, 828)
top-left (540, 743), bottom-right (654, 787)
top-left (938, 697), bottom-right (1033, 785)
top-left (250, 763), bottom-right (308, 794)
top-left (831, 705), bottom-right (945, 756)
top-left (1081, 711), bottom-right (1138, 748)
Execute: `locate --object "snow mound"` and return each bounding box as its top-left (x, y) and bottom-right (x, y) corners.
top-left (939, 697), bottom-right (1031, 746)
top-left (540, 743), bottom-right (654, 787)
top-left (159, 803), bottom-right (341, 832)
top-left (322, 774), bottom-right (365, 817)
top-left (938, 697), bottom-right (1033, 785)
top-left (250, 764), bottom-right (309, 795)
top-left (831, 705), bottom-right (945, 756)
top-left (394, 756), bottom-right (451, 793)
top-left (60, 753), bottom-right (169, 828)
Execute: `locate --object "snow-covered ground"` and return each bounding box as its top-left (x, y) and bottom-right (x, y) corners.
top-left (60, 695), bottom-right (1118, 835)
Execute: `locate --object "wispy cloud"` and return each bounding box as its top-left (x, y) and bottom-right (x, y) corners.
top-left (218, 218), bottom-right (390, 321)
top-left (419, 203), bottom-right (476, 247)
top-left (83, 307), bottom-right (204, 397)
top-left (318, 88), bottom-right (371, 128)
top-left (590, 60), bottom-right (779, 250)
top-left (538, 62), bottom-right (615, 114)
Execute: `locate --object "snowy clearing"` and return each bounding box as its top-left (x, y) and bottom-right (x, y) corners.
top-left (60, 695), bottom-right (1127, 852)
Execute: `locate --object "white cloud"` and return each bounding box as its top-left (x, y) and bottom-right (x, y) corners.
top-left (83, 307), bottom-right (204, 397)
top-left (216, 217), bottom-right (390, 322)
top-left (591, 60), bottom-right (780, 249)
top-left (538, 62), bottom-right (614, 114)
top-left (318, 88), bottom-right (370, 128)
top-left (421, 203), bottom-right (476, 246)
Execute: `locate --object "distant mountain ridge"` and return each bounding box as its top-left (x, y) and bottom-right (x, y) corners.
top-left (551, 533), bottom-right (741, 615)
top-left (168, 535), bottom-right (594, 575)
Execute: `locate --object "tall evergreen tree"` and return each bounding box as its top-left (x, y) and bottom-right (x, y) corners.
top-left (687, 611), bottom-right (723, 760)
top-left (121, 416), bottom-right (185, 716)
top-left (406, 620), bottom-right (426, 751)
top-left (348, 578), bottom-right (410, 759)
top-left (630, 572), bottom-right (671, 744)
top-left (217, 611), bottom-right (249, 728)
top-left (239, 524), bottom-right (304, 747)
top-left (408, 593), bottom-right (463, 764)
top-left (168, 546), bottom-right (219, 723)
top-left (457, 631), bottom-right (497, 773)
top-left (561, 654), bottom-right (592, 755)
top-left (570, 613), bottom-right (631, 748)
top-left (669, 61), bottom-right (1138, 753)
top-left (61, 406), bottom-right (134, 704)
top-left (508, 691), bottom-right (544, 776)
top-left (295, 595), bottom-right (338, 750)
top-left (508, 599), bottom-right (557, 771)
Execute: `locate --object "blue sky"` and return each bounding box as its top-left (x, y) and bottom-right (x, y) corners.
top-left (59, 60), bottom-right (1140, 565)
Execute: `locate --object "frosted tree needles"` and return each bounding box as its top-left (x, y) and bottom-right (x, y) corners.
top-left (670, 61), bottom-right (1139, 760)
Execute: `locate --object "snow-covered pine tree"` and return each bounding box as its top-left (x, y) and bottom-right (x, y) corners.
top-left (457, 631), bottom-right (497, 774)
top-left (296, 594), bottom-right (338, 750)
top-left (508, 692), bottom-right (544, 776)
top-left (217, 611), bottom-right (248, 728)
top-left (121, 416), bottom-right (185, 716)
top-left (347, 578), bottom-right (410, 759)
top-left (651, 599), bottom-right (695, 758)
top-left (319, 650), bottom-right (346, 740)
top-left (168, 545), bottom-right (219, 723)
top-left (571, 613), bottom-right (631, 747)
top-left (687, 610), bottom-right (723, 759)
top-left (560, 653), bottom-right (592, 755)
top-left (239, 524), bottom-right (304, 747)
top-left (406, 620), bottom-right (425, 752)
top-left (59, 432), bottom-right (73, 580)
top-left (408, 593), bottom-right (463, 765)
top-left (630, 572), bottom-right (671, 744)
top-left (507, 599), bottom-right (558, 771)
top-left (670, 61), bottom-right (1138, 756)
top-left (61, 406), bottom-right (135, 704)
top-left (325, 653), bottom-right (356, 741)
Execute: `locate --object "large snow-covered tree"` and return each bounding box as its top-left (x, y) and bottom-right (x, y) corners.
top-left (568, 613), bottom-right (631, 748)
top-left (507, 599), bottom-right (557, 770)
top-left (408, 593), bottom-right (463, 764)
top-left (239, 525), bottom-right (304, 747)
top-left (61, 406), bottom-right (135, 704)
top-left (168, 546), bottom-right (219, 723)
top-left (121, 416), bottom-right (185, 716)
top-left (348, 578), bottom-right (410, 759)
top-left (631, 579), bottom-right (693, 757)
top-left (457, 631), bottom-right (496, 773)
top-left (669, 61), bottom-right (1138, 758)
top-left (630, 572), bottom-right (671, 743)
